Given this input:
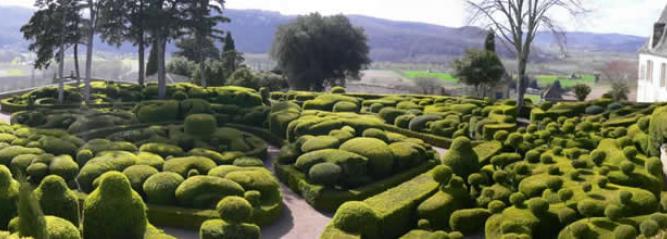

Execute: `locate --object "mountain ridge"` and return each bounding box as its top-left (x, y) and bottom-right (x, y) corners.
top-left (0, 6), bottom-right (647, 63)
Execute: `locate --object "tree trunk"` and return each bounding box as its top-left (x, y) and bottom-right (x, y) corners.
top-left (157, 37), bottom-right (167, 99)
top-left (74, 43), bottom-right (80, 87)
top-left (138, 33), bottom-right (145, 86)
top-left (58, 43), bottom-right (65, 104)
top-left (516, 54), bottom-right (528, 112)
top-left (84, 0), bottom-right (95, 103)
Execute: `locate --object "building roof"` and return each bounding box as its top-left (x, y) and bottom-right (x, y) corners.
top-left (640, 5), bottom-right (667, 57)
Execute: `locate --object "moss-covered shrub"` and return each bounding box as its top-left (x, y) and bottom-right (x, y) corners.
top-left (122, 165), bottom-right (159, 195)
top-left (450, 208), bottom-right (491, 233)
top-left (184, 114), bottom-right (217, 138)
top-left (139, 143), bottom-right (184, 158)
top-left (142, 172), bottom-right (185, 206)
top-left (82, 172), bottom-right (147, 239)
top-left (339, 137), bottom-right (395, 178)
top-left (332, 201), bottom-right (379, 237)
top-left (134, 100), bottom-right (180, 124)
top-left (0, 165), bottom-right (18, 230)
top-left (308, 162), bottom-right (342, 187)
top-left (333, 101), bottom-right (359, 113)
top-left (175, 176), bottom-right (245, 208)
top-left (163, 156), bottom-right (217, 178)
top-left (76, 151), bottom-right (137, 193)
top-left (442, 137), bottom-right (479, 179)
top-left (300, 136), bottom-right (340, 153)
top-left (34, 175), bottom-right (79, 225)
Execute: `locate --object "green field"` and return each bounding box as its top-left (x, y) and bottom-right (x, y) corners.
top-left (535, 74), bottom-right (596, 88)
top-left (402, 70), bottom-right (458, 83)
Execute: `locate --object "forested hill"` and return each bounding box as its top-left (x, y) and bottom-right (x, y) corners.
top-left (0, 7), bottom-right (646, 63)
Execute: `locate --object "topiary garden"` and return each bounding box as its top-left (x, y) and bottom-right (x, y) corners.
top-left (1, 83), bottom-right (667, 238)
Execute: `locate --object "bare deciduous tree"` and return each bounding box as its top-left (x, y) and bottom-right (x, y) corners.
top-left (466, 0), bottom-right (587, 110)
top-left (597, 60), bottom-right (637, 84)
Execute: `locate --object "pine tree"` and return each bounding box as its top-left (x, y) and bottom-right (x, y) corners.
top-left (485, 29), bottom-right (496, 53)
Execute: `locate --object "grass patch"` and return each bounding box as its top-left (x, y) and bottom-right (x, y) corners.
top-left (535, 74), bottom-right (595, 88)
top-left (402, 70), bottom-right (458, 84)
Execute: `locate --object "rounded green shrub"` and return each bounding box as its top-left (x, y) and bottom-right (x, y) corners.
top-left (184, 114), bottom-right (217, 138)
top-left (39, 136), bottom-right (77, 156)
top-left (122, 165), bottom-right (159, 195)
top-left (82, 172), bottom-right (147, 239)
top-left (379, 108), bottom-right (407, 124)
top-left (449, 208), bottom-right (491, 234)
top-left (577, 199), bottom-right (603, 218)
top-left (175, 176), bottom-right (245, 208)
top-left (26, 162), bottom-right (48, 181)
top-left (361, 128), bottom-right (388, 142)
top-left (640, 220), bottom-right (659, 237)
top-left (300, 136), bottom-right (340, 153)
top-left (134, 100), bottom-right (180, 124)
top-left (0, 165), bottom-right (18, 230)
top-left (332, 201), bottom-right (379, 235)
top-left (244, 190), bottom-right (261, 207)
top-left (163, 156), bottom-right (217, 178)
top-left (441, 137), bottom-right (479, 179)
top-left (339, 137), bottom-right (394, 178)
top-left (139, 143), bottom-right (184, 158)
top-left (333, 101), bottom-right (358, 112)
top-left (389, 142), bottom-right (426, 169)
top-left (488, 200), bottom-right (506, 214)
top-left (232, 157), bottom-right (264, 167)
top-left (199, 219), bottom-right (260, 239)
top-left (613, 224), bottom-right (637, 239)
top-left (605, 204), bottom-right (623, 221)
top-left (558, 188), bottom-right (574, 202)
top-left (527, 198), bottom-right (549, 215)
top-left (216, 196), bottom-right (253, 223)
top-left (142, 172), bottom-right (185, 205)
top-left (34, 175), bottom-right (79, 225)
top-left (308, 162), bottom-right (342, 187)
top-left (135, 152), bottom-right (165, 170)
top-left (509, 192), bottom-right (526, 207)
top-left (49, 155), bottom-right (79, 182)
top-left (76, 151), bottom-right (137, 193)
top-left (432, 165), bottom-right (453, 185)
top-left (570, 223), bottom-right (589, 238)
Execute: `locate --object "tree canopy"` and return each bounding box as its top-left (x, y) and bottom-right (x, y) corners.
top-left (270, 13), bottom-right (371, 91)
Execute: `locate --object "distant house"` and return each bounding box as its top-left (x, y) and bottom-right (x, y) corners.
top-left (541, 80), bottom-right (566, 101)
top-left (638, 5), bottom-right (667, 102)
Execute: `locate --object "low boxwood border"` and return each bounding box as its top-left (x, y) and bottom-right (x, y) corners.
top-left (274, 158), bottom-right (439, 213)
top-left (320, 168), bottom-right (440, 239)
top-left (75, 191), bottom-right (282, 230)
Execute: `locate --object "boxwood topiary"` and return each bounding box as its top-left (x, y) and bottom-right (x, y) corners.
top-left (142, 172), bottom-right (185, 206)
top-left (217, 196), bottom-right (253, 223)
top-left (300, 136), bottom-right (340, 153)
top-left (333, 101), bottom-right (358, 113)
top-left (232, 157), bottom-right (264, 167)
top-left (339, 137), bottom-right (395, 178)
top-left (199, 220), bottom-right (260, 239)
top-left (308, 162), bottom-right (342, 187)
top-left (449, 208), bottom-right (491, 234)
top-left (122, 165), bottom-right (159, 195)
top-left (441, 137), bottom-right (479, 180)
top-left (34, 175), bottom-right (79, 225)
top-left (163, 156), bottom-right (217, 178)
top-left (332, 201), bottom-right (379, 236)
top-left (82, 172), bottom-right (147, 239)
top-left (134, 100), bottom-right (180, 124)
top-left (48, 155), bottom-right (79, 182)
top-left (184, 114), bottom-right (217, 138)
top-left (640, 219), bottom-right (659, 237)
top-left (0, 165), bottom-right (18, 230)
top-left (139, 143), bottom-right (184, 158)
top-left (39, 136), bottom-right (77, 156)
top-left (613, 224), bottom-right (637, 239)
top-left (389, 142), bottom-right (426, 170)
top-left (175, 176), bottom-right (245, 208)
top-left (76, 151), bottom-right (137, 193)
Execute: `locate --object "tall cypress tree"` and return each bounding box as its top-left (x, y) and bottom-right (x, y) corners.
top-left (222, 32), bottom-right (235, 52)
top-left (485, 29), bottom-right (496, 53)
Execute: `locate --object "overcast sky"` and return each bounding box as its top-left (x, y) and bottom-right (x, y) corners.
top-left (1, 0), bottom-right (664, 37)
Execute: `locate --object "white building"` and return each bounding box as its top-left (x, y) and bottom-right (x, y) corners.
top-left (638, 6), bottom-right (667, 102)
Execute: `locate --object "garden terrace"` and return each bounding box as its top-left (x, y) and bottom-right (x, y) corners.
top-left (1, 84), bottom-right (667, 238)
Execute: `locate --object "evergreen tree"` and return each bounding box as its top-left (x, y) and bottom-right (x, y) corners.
top-left (222, 31), bottom-right (235, 52)
top-left (485, 29), bottom-right (496, 52)
top-left (221, 32), bottom-right (244, 77)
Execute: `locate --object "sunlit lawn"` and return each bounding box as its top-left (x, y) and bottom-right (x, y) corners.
top-left (535, 74), bottom-right (596, 88)
top-left (402, 70), bottom-right (459, 84)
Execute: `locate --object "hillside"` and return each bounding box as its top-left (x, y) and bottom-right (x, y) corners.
top-left (0, 7), bottom-right (647, 63)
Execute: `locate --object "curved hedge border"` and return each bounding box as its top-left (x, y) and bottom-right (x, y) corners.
top-left (275, 158), bottom-right (438, 213)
